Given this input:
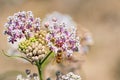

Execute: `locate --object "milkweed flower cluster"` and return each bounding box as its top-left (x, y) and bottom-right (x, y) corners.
top-left (4, 11), bottom-right (93, 63)
top-left (16, 69), bottom-right (39, 80)
top-left (4, 11), bottom-right (92, 64)
top-left (4, 11), bottom-right (41, 44)
top-left (18, 30), bottom-right (48, 62)
top-left (4, 11), bottom-right (82, 62)
top-left (43, 12), bottom-right (81, 57)
top-left (60, 72), bottom-right (81, 80)
top-left (3, 11), bottom-right (93, 80)
top-left (61, 72), bottom-right (81, 80)
top-left (55, 71), bottom-right (81, 80)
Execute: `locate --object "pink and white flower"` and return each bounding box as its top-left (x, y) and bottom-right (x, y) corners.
top-left (4, 11), bottom-right (41, 44)
top-left (43, 12), bottom-right (81, 56)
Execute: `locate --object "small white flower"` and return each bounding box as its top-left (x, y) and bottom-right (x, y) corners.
top-left (61, 72), bottom-right (81, 80)
top-left (16, 75), bottom-right (23, 80)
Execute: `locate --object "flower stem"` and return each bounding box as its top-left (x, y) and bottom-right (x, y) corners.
top-left (40, 51), bottom-right (52, 64)
top-left (37, 62), bottom-right (42, 80)
top-left (36, 51), bottom-right (52, 80)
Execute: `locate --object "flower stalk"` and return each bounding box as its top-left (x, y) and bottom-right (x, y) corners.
top-left (36, 61), bottom-right (42, 80)
top-left (36, 51), bottom-right (52, 80)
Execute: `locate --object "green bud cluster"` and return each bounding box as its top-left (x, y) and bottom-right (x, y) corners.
top-left (18, 37), bottom-right (37, 53)
top-left (18, 30), bottom-right (49, 62)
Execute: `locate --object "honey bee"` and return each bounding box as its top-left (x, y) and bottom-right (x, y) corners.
top-left (55, 52), bottom-right (63, 63)
top-left (54, 50), bottom-right (64, 63)
top-left (52, 50), bottom-right (79, 64)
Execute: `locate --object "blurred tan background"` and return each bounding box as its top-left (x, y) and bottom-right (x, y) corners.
top-left (0, 0), bottom-right (120, 80)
